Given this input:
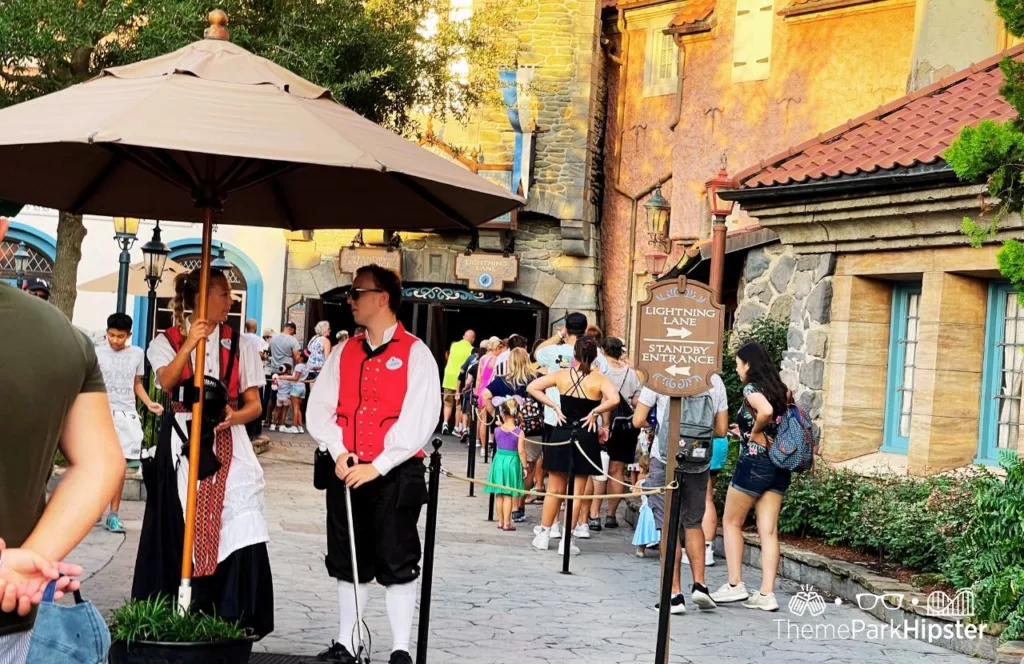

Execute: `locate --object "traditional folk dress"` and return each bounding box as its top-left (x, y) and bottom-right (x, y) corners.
top-left (132, 322), bottom-right (274, 638)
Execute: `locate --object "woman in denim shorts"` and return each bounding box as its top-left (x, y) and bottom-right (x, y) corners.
top-left (710, 341), bottom-right (791, 613)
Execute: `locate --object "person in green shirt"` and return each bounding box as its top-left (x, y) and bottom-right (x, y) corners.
top-left (441, 329), bottom-right (475, 435)
top-left (0, 216), bottom-right (125, 661)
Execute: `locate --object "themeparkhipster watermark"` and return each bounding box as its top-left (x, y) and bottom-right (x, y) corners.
top-left (774, 586), bottom-right (989, 643)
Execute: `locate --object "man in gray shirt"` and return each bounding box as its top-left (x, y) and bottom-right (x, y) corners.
top-left (264, 323), bottom-right (301, 427)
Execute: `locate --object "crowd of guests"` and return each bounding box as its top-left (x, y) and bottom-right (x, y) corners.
top-left (438, 312), bottom-right (795, 615)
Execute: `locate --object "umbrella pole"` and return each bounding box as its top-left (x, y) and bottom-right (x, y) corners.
top-left (178, 209), bottom-right (214, 615)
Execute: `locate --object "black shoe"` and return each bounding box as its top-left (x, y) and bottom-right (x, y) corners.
top-left (389, 651), bottom-right (414, 664)
top-left (587, 517), bottom-right (602, 532)
top-left (605, 515), bottom-right (619, 528)
top-left (316, 641), bottom-right (356, 663)
top-left (654, 593), bottom-right (687, 615)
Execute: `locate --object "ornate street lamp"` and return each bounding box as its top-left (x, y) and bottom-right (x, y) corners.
top-left (705, 164), bottom-right (735, 304)
top-left (12, 241), bottom-right (29, 289)
top-left (140, 221), bottom-right (171, 352)
top-left (643, 184), bottom-right (671, 277)
top-left (112, 216), bottom-right (141, 313)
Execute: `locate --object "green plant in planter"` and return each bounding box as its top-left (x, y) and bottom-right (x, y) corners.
top-left (109, 595), bottom-right (249, 644)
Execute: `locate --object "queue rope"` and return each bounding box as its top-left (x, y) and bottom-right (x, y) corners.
top-left (440, 467), bottom-right (675, 499)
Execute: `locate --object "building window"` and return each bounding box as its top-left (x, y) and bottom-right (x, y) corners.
top-left (643, 30), bottom-right (679, 97)
top-left (979, 283), bottom-right (1024, 464)
top-left (882, 284), bottom-right (921, 454)
top-left (732, 0), bottom-right (774, 83)
top-left (0, 239), bottom-right (52, 283)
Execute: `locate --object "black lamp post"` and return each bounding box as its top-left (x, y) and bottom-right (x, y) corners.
top-left (642, 184), bottom-right (671, 278)
top-left (12, 241), bottom-right (29, 289)
top-left (140, 221), bottom-right (170, 352)
top-left (113, 216), bottom-right (141, 313)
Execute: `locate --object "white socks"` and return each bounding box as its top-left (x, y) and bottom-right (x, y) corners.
top-left (337, 579), bottom-right (418, 655)
top-left (386, 581), bottom-right (418, 653)
top-left (337, 580), bottom-right (369, 656)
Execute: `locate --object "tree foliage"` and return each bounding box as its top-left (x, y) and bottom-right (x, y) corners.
top-left (0, 0), bottom-right (518, 132)
top-left (945, 1), bottom-right (1024, 293)
top-left (0, 0), bottom-right (518, 316)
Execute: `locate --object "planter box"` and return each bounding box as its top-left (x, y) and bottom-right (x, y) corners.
top-left (109, 638), bottom-right (253, 663)
top-left (714, 531), bottom-right (1003, 660)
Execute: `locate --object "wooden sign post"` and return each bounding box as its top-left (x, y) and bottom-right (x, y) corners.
top-left (634, 276), bottom-right (724, 664)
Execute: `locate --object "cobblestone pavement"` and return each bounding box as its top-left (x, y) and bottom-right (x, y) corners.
top-left (71, 433), bottom-right (973, 663)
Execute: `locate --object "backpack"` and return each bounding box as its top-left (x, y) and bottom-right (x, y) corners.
top-left (655, 391), bottom-right (716, 474)
top-left (610, 369), bottom-right (637, 432)
top-left (520, 395), bottom-right (544, 436)
top-left (768, 404), bottom-right (817, 473)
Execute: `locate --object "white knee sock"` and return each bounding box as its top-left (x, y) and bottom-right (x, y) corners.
top-left (337, 580), bottom-right (369, 655)
top-left (385, 581), bottom-right (418, 653)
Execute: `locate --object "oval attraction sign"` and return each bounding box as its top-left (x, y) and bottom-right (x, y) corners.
top-left (635, 277), bottom-right (724, 398)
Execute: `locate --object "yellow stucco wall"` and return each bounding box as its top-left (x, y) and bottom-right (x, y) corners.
top-left (602, 0), bottom-right (921, 338)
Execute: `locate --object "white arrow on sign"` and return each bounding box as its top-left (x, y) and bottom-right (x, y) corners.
top-left (666, 327), bottom-right (692, 339)
top-left (665, 365), bottom-right (691, 377)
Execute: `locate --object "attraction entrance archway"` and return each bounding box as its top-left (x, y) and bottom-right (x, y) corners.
top-left (319, 283), bottom-right (549, 367)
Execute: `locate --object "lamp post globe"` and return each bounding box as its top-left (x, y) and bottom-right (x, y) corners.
top-left (112, 216), bottom-right (141, 314)
top-left (12, 241), bottom-right (29, 289)
top-left (140, 221), bottom-right (171, 362)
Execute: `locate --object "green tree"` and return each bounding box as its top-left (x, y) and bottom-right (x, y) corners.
top-left (0, 0), bottom-right (517, 317)
top-left (944, 1), bottom-right (1024, 293)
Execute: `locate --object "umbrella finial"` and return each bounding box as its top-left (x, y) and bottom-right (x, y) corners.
top-left (204, 9), bottom-right (230, 41)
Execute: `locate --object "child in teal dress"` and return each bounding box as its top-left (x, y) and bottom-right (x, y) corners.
top-left (632, 453), bottom-right (660, 557)
top-left (485, 398), bottom-right (528, 531)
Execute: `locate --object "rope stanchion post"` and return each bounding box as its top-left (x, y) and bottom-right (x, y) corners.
top-left (416, 437), bottom-right (443, 664)
top-left (654, 397), bottom-right (683, 664)
top-left (654, 450), bottom-right (685, 664)
top-left (487, 492), bottom-right (495, 522)
top-left (467, 407), bottom-right (476, 498)
top-left (560, 428), bottom-right (578, 575)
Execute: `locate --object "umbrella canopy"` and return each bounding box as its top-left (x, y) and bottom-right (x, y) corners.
top-left (78, 259), bottom-right (191, 298)
top-left (0, 18), bottom-right (522, 231)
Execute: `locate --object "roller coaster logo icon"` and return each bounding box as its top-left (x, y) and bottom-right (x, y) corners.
top-left (925, 589), bottom-right (975, 619)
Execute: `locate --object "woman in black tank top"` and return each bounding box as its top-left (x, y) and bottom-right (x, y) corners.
top-left (526, 336), bottom-right (619, 555)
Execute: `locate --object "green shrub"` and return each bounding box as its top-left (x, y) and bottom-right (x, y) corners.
top-left (109, 595), bottom-right (249, 644)
top-left (941, 453), bottom-right (1024, 640)
top-left (772, 466), bottom-right (982, 573)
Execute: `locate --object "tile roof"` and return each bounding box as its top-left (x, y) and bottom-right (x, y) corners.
top-left (669, 0), bottom-right (715, 28)
top-left (778, 0), bottom-right (887, 16)
top-left (735, 44), bottom-right (1024, 190)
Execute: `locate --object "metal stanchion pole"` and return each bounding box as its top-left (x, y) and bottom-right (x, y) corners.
top-left (654, 451), bottom-right (685, 664)
top-left (416, 438), bottom-right (443, 664)
top-left (560, 428), bottom-right (577, 575)
top-left (467, 407), bottom-right (476, 497)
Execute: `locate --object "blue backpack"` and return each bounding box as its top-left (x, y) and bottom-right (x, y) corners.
top-left (768, 404), bottom-right (817, 473)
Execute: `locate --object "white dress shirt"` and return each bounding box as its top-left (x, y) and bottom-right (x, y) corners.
top-left (147, 323), bottom-right (269, 563)
top-left (307, 322), bottom-right (442, 477)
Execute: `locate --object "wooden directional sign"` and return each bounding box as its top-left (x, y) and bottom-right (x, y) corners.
top-left (635, 276), bottom-right (724, 397)
top-left (339, 247), bottom-right (402, 278)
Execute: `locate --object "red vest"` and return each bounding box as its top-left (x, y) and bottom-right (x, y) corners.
top-left (164, 325), bottom-right (240, 400)
top-left (335, 323), bottom-right (423, 463)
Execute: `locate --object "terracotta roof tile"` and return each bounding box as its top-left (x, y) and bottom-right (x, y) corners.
top-left (779, 0), bottom-right (885, 15)
top-left (670, 0), bottom-right (715, 28)
top-left (735, 44), bottom-right (1024, 189)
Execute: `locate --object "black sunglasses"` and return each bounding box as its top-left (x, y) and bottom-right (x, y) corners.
top-left (348, 287), bottom-right (384, 300)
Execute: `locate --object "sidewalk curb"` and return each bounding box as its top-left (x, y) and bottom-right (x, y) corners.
top-left (714, 531), bottom-right (1002, 660)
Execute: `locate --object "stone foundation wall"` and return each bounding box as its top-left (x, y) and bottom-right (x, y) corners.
top-left (734, 244), bottom-right (836, 426)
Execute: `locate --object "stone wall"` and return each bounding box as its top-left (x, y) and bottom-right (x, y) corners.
top-left (284, 219), bottom-right (602, 330)
top-left (734, 244), bottom-right (836, 426)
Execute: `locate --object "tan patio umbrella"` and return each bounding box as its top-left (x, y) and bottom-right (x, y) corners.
top-left (0, 9), bottom-right (522, 611)
top-left (78, 259), bottom-right (190, 299)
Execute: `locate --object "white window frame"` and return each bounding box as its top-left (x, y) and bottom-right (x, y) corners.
top-left (643, 28), bottom-right (679, 98)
